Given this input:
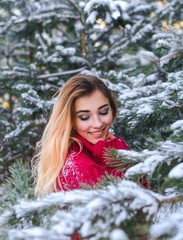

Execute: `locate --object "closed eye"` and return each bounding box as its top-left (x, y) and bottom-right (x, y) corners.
top-left (78, 115), bottom-right (90, 121)
top-left (100, 107), bottom-right (109, 115)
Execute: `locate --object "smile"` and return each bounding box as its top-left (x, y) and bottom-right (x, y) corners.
top-left (89, 127), bottom-right (106, 135)
top-left (92, 131), bottom-right (103, 135)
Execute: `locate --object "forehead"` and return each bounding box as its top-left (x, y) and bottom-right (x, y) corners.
top-left (74, 90), bottom-right (109, 111)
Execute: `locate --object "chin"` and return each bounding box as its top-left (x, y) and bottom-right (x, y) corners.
top-left (89, 136), bottom-right (107, 144)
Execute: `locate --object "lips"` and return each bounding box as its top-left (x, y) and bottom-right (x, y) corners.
top-left (89, 127), bottom-right (107, 139)
top-left (91, 130), bottom-right (103, 135)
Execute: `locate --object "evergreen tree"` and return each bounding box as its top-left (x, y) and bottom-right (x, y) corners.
top-left (0, 0), bottom-right (183, 239)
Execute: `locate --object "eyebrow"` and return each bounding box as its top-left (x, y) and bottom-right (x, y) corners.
top-left (75, 104), bottom-right (109, 114)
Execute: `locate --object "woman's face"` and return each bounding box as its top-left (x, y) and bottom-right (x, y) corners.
top-left (74, 90), bottom-right (113, 144)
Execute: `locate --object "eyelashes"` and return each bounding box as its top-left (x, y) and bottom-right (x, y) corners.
top-left (100, 109), bottom-right (109, 115)
top-left (79, 115), bottom-right (90, 121)
top-left (78, 108), bottom-right (110, 121)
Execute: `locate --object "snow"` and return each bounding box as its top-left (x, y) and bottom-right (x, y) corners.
top-left (84, 0), bottom-right (129, 24)
top-left (5, 121), bottom-right (32, 139)
top-left (137, 50), bottom-right (159, 65)
top-left (4, 181), bottom-right (159, 239)
top-left (80, 220), bottom-right (93, 237)
top-left (9, 228), bottom-right (61, 240)
top-left (86, 10), bottom-right (98, 24)
top-left (84, 0), bottom-right (117, 14)
top-left (79, 2), bottom-right (85, 8)
top-left (126, 155), bottom-right (165, 176)
top-left (150, 208), bottom-right (183, 239)
top-left (136, 104), bottom-right (153, 115)
top-left (178, 92), bottom-right (183, 99)
top-left (155, 39), bottom-right (172, 49)
top-left (15, 107), bottom-right (34, 116)
top-left (13, 84), bottom-right (33, 91)
top-left (70, 56), bottom-right (87, 65)
top-left (0, 0), bottom-right (182, 239)
top-left (114, 209), bottom-right (128, 225)
top-left (55, 46), bottom-right (76, 56)
top-left (171, 120), bottom-right (183, 131)
top-left (114, 0), bottom-right (128, 11)
top-left (116, 140), bottom-right (183, 178)
top-left (109, 229), bottom-right (129, 240)
top-left (85, 197), bottom-right (105, 208)
top-left (169, 163), bottom-right (183, 179)
top-left (131, 24), bottom-right (153, 43)
top-left (21, 90), bottom-right (53, 110)
top-left (0, 210), bottom-right (13, 225)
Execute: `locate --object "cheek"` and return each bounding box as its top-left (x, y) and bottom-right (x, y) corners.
top-left (74, 119), bottom-right (89, 132)
top-left (105, 113), bottom-right (113, 125)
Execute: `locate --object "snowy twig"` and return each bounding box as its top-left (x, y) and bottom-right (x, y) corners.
top-left (37, 67), bottom-right (86, 79)
top-left (160, 195), bottom-right (183, 204)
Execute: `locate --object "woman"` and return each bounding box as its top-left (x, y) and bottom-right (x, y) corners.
top-left (34, 74), bottom-right (129, 196)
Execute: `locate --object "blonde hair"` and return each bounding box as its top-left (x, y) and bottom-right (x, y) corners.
top-left (34, 74), bottom-right (117, 196)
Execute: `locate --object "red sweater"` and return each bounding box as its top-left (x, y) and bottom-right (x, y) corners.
top-left (57, 134), bottom-right (129, 191)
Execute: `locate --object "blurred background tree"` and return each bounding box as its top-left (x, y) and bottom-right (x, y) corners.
top-left (0, 0), bottom-right (183, 239)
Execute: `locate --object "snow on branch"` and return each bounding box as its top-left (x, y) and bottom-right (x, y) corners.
top-left (84, 0), bottom-right (121, 24)
top-left (1, 180), bottom-right (159, 239)
top-left (150, 207), bottom-right (183, 239)
top-left (131, 24), bottom-right (153, 43)
top-left (129, 2), bottom-right (155, 14)
top-left (1, 68), bottom-right (29, 79)
top-left (114, 141), bottom-right (183, 177)
top-left (170, 120), bottom-right (183, 139)
top-left (0, 16), bottom-right (17, 35)
top-left (169, 163), bottom-right (183, 179)
top-left (21, 89), bottom-right (54, 110)
top-left (4, 121), bottom-right (32, 140)
top-left (37, 67), bottom-right (86, 80)
top-left (117, 71), bottom-right (183, 124)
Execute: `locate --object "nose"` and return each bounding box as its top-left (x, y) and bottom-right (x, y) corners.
top-left (92, 115), bottom-right (103, 129)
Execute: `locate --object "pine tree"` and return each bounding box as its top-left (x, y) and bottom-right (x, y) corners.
top-left (0, 0), bottom-right (183, 239)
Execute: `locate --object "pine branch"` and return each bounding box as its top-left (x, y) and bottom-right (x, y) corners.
top-left (160, 195), bottom-right (183, 204)
top-left (81, 31), bottom-right (87, 57)
top-left (0, 159), bottom-right (34, 211)
top-left (37, 67), bottom-right (86, 80)
top-left (0, 180), bottom-right (158, 239)
top-left (66, 0), bottom-right (83, 17)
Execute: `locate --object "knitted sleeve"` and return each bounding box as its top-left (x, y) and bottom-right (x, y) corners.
top-left (58, 154), bottom-right (107, 191)
top-left (57, 137), bottom-right (129, 191)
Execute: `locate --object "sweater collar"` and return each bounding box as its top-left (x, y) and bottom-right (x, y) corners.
top-left (74, 133), bottom-right (106, 162)
top-left (75, 133), bottom-right (94, 152)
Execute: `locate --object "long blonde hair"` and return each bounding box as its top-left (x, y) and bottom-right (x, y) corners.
top-left (34, 74), bottom-right (117, 196)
